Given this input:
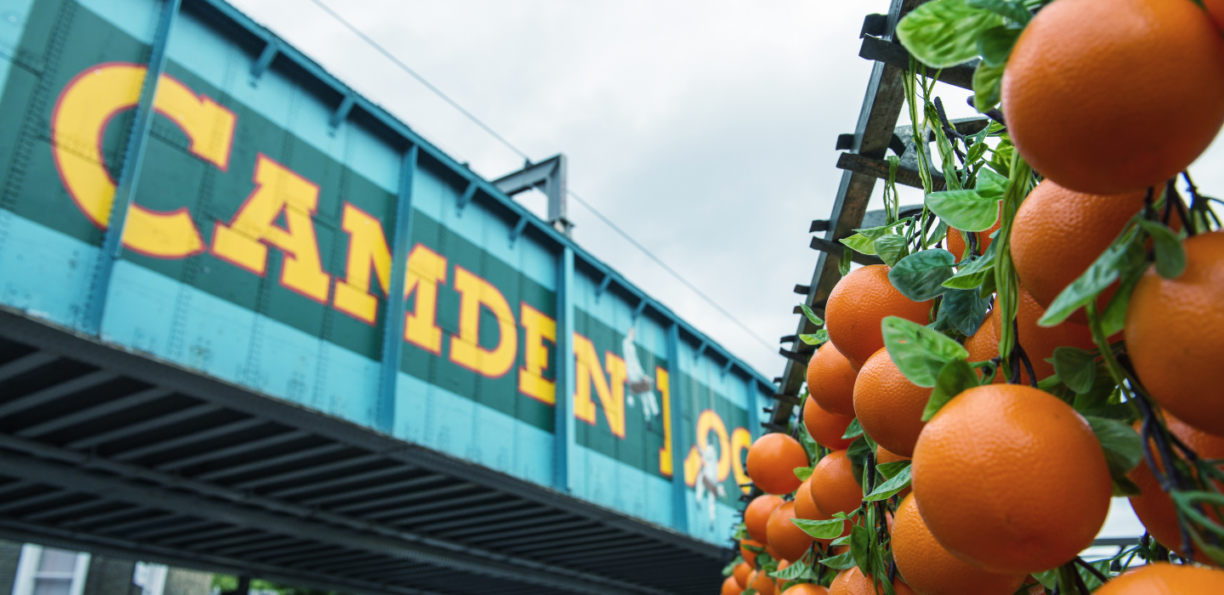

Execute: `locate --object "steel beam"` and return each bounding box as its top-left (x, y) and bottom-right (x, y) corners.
top-left (555, 246), bottom-right (576, 492)
top-left (377, 145), bottom-right (419, 434)
top-left (666, 323), bottom-right (688, 532)
top-left (196, 443), bottom-right (349, 483)
top-left (493, 155), bottom-right (572, 236)
top-left (85, 0), bottom-right (182, 333)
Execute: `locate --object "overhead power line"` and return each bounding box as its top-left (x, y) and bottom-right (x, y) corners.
top-left (304, 0), bottom-right (778, 357)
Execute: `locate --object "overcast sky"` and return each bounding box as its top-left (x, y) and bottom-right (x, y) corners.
top-left (224, 0), bottom-right (1224, 386)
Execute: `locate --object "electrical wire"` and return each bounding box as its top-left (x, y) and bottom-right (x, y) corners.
top-left (304, 0), bottom-right (778, 357)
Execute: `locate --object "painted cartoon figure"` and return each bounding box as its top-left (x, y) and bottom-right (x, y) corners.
top-left (694, 443), bottom-right (725, 529)
top-left (622, 327), bottom-right (659, 424)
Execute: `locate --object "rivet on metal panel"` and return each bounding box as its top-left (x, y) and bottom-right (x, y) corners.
top-left (454, 181), bottom-right (478, 217)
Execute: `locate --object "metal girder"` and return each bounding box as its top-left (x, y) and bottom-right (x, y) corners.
top-left (493, 155), bottom-right (572, 236)
top-left (772, 0), bottom-right (926, 429)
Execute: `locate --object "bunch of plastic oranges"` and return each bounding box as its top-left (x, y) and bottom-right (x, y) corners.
top-left (721, 1), bottom-right (1224, 593)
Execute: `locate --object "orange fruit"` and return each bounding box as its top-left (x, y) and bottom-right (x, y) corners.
top-left (963, 287), bottom-right (1096, 384)
top-left (1093, 562), bottom-right (1224, 594)
top-left (745, 495), bottom-right (784, 545)
top-left (747, 570), bottom-right (777, 595)
top-left (875, 444), bottom-right (909, 465)
top-left (723, 575), bottom-right (745, 595)
top-left (734, 562), bottom-right (752, 589)
top-left (1127, 413), bottom-right (1224, 562)
top-left (1127, 232), bottom-right (1224, 437)
top-left (804, 397), bottom-right (855, 450)
top-left (794, 478), bottom-right (851, 546)
top-left (741, 539), bottom-right (764, 567)
top-left (891, 494), bottom-right (1027, 595)
top-left (1208, 0), bottom-right (1224, 30)
top-left (806, 342), bottom-right (859, 416)
top-left (808, 450), bottom-right (862, 517)
top-left (946, 206), bottom-right (1001, 262)
top-left (829, 567), bottom-right (916, 595)
top-left (1011, 181), bottom-right (1150, 325)
top-left (1023, 580), bottom-right (1047, 595)
top-left (853, 347), bottom-right (931, 457)
top-left (912, 384), bottom-right (1111, 574)
top-left (767, 501), bottom-right (815, 563)
top-left (783, 585), bottom-right (829, 595)
top-left (1002, 0), bottom-right (1224, 195)
top-left (826, 265), bottom-right (932, 370)
top-left (747, 433), bottom-right (810, 495)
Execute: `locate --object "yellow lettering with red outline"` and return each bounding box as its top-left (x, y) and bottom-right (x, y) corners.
top-left (52, 63), bottom-right (235, 258)
top-left (211, 154), bottom-right (331, 303)
top-left (572, 333), bottom-right (627, 438)
top-left (333, 203), bottom-right (392, 324)
top-left (450, 266), bottom-right (518, 378)
top-left (731, 427), bottom-right (753, 494)
top-left (519, 303), bottom-right (556, 404)
top-left (402, 245), bottom-right (448, 355)
top-left (657, 367), bottom-right (674, 477)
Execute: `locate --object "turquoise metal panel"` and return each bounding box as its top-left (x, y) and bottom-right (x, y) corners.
top-left (555, 246), bottom-right (574, 492)
top-left (376, 145), bottom-right (417, 434)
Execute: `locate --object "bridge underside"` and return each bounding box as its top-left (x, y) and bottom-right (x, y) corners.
top-left (0, 308), bottom-right (723, 595)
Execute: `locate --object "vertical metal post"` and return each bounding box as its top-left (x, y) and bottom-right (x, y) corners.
top-left (376, 145), bottom-right (419, 434)
top-left (747, 379), bottom-right (762, 439)
top-left (667, 323), bottom-right (688, 533)
top-left (85, 0), bottom-right (182, 332)
top-left (553, 246), bottom-right (575, 492)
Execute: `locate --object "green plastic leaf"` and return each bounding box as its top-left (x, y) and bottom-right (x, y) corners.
top-left (839, 251), bottom-right (853, 276)
top-left (819, 551), bottom-right (857, 570)
top-left (877, 460), bottom-right (911, 480)
top-left (1101, 263), bottom-right (1145, 338)
top-left (846, 435), bottom-right (873, 474)
top-left (792, 518), bottom-right (848, 540)
top-left (1032, 569), bottom-right (1058, 590)
top-left (770, 559), bottom-right (813, 581)
top-left (864, 466), bottom-right (913, 502)
top-left (849, 523), bottom-right (873, 577)
top-left (967, 0), bottom-right (1032, 24)
top-left (976, 25), bottom-right (1020, 66)
top-left (794, 466), bottom-right (813, 482)
top-left (855, 221), bottom-right (908, 240)
top-left (881, 316), bottom-right (969, 388)
top-left (1086, 415), bottom-right (1143, 481)
top-left (1039, 229), bottom-right (1146, 327)
top-left (842, 418), bottom-right (864, 440)
top-left (1052, 347), bottom-right (1096, 394)
top-left (874, 235), bottom-right (909, 267)
top-left (1138, 219), bottom-right (1187, 279)
top-left (935, 288), bottom-right (991, 336)
top-left (889, 250), bottom-right (956, 301)
top-left (973, 61), bottom-right (1006, 112)
top-left (841, 233), bottom-right (878, 256)
top-left (798, 331), bottom-right (829, 346)
top-left (722, 557), bottom-right (742, 576)
top-left (928, 190), bottom-right (1001, 232)
top-left (966, 140), bottom-right (988, 163)
top-left (1072, 367), bottom-right (1128, 419)
top-left (800, 303), bottom-right (825, 327)
top-left (896, 0), bottom-right (1004, 68)
top-left (975, 168), bottom-right (1009, 198)
top-left (943, 240), bottom-right (998, 290)
top-left (923, 358), bottom-right (979, 421)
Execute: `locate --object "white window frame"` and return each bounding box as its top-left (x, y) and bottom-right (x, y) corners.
top-left (11, 544), bottom-right (90, 595)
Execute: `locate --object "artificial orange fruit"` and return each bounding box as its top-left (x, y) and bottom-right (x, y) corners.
top-left (946, 206), bottom-right (1000, 262)
top-left (1208, 0), bottom-right (1224, 30)
top-left (1002, 0), bottom-right (1224, 194)
top-left (783, 585), bottom-right (828, 595)
top-left (963, 287), bottom-right (1096, 384)
top-left (1011, 181), bottom-right (1150, 324)
top-left (767, 501), bottom-right (815, 563)
top-left (775, 560), bottom-right (792, 593)
top-left (804, 397), bottom-right (855, 450)
top-left (875, 444), bottom-right (909, 465)
top-left (745, 495), bottom-right (784, 545)
top-left (853, 347), bottom-right (931, 457)
top-left (829, 567), bottom-right (916, 595)
top-left (809, 450), bottom-right (862, 517)
top-left (826, 265), bottom-right (932, 370)
top-left (1127, 232), bottom-right (1224, 437)
top-left (733, 562), bottom-right (752, 589)
top-left (806, 342), bottom-right (859, 416)
top-left (747, 433), bottom-right (810, 495)
top-left (1128, 413), bottom-right (1224, 563)
top-left (794, 478), bottom-right (851, 546)
top-left (1093, 562), bottom-right (1224, 594)
top-left (747, 570), bottom-right (777, 595)
top-left (741, 539), bottom-right (764, 567)
top-left (912, 384), bottom-right (1111, 574)
top-left (892, 494), bottom-right (1027, 595)
top-left (723, 575), bottom-right (745, 595)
